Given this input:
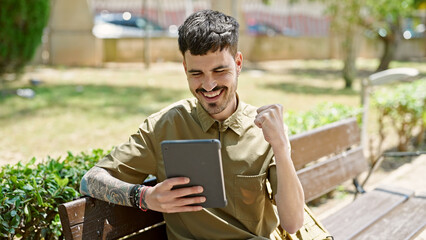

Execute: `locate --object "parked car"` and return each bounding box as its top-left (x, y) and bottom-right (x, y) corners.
top-left (93, 12), bottom-right (177, 38)
top-left (247, 21), bottom-right (281, 36)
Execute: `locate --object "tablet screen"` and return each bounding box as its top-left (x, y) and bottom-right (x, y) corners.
top-left (161, 139), bottom-right (227, 208)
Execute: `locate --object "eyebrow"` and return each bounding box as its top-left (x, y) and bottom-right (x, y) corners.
top-left (187, 69), bottom-right (202, 74)
top-left (187, 65), bottom-right (229, 73)
top-left (212, 65), bottom-right (228, 71)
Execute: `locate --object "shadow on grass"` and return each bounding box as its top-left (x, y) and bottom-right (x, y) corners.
top-left (0, 84), bottom-right (189, 120)
top-left (263, 82), bottom-right (358, 95)
top-left (287, 68), bottom-right (375, 80)
top-left (244, 64), bottom-right (375, 80)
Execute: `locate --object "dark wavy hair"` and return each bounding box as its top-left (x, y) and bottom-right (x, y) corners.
top-left (178, 9), bottom-right (239, 58)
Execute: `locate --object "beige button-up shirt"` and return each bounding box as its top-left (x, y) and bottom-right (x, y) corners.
top-left (97, 97), bottom-right (282, 239)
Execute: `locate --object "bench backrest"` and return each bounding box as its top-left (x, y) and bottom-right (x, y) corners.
top-left (291, 117), bottom-right (368, 202)
top-left (59, 117), bottom-right (368, 239)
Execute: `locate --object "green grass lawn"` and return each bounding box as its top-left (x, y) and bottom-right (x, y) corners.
top-left (1, 59), bottom-right (425, 165)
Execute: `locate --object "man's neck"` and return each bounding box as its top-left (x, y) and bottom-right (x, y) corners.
top-left (211, 95), bottom-right (238, 122)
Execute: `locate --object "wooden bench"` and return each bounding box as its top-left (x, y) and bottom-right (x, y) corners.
top-left (59, 118), bottom-right (426, 239)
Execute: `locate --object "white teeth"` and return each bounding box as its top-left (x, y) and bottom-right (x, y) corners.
top-left (203, 89), bottom-right (221, 98)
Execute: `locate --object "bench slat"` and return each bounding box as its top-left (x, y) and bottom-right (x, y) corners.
top-left (290, 118), bottom-right (360, 170)
top-left (59, 197), bottom-right (166, 240)
top-left (66, 221), bottom-right (167, 240)
top-left (322, 186), bottom-right (414, 240)
top-left (297, 146), bottom-right (368, 202)
top-left (353, 195), bottom-right (426, 240)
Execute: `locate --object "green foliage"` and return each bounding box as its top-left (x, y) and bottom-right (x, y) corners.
top-left (0, 149), bottom-right (105, 240)
top-left (0, 0), bottom-right (50, 78)
top-left (319, 0), bottom-right (420, 82)
top-left (319, 0), bottom-right (365, 88)
top-left (322, 0), bottom-right (418, 40)
top-left (285, 102), bottom-right (362, 135)
top-left (362, 0), bottom-right (418, 71)
top-left (322, 0), bottom-right (364, 29)
top-left (364, 0), bottom-right (416, 29)
top-left (373, 80), bottom-right (426, 151)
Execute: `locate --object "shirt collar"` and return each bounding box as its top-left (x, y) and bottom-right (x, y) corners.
top-left (196, 94), bottom-right (248, 136)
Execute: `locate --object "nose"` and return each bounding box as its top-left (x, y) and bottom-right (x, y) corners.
top-left (201, 75), bottom-right (217, 92)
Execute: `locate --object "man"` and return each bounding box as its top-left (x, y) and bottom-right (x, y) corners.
top-left (80, 9), bottom-right (305, 239)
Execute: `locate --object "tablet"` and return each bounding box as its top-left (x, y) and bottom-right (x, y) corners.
top-left (161, 139), bottom-right (227, 208)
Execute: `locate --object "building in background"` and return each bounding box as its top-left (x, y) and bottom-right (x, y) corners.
top-left (38, 0), bottom-right (425, 66)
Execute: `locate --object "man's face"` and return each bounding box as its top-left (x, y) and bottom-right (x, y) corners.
top-left (183, 49), bottom-right (243, 121)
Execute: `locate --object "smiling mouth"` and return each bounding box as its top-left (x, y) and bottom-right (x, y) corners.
top-left (197, 87), bottom-right (225, 99)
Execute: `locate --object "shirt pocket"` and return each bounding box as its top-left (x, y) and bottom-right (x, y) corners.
top-left (233, 173), bottom-right (267, 222)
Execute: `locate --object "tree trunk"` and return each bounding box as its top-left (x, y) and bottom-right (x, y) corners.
top-left (376, 20), bottom-right (402, 72)
top-left (342, 30), bottom-right (357, 88)
top-left (376, 36), bottom-right (396, 72)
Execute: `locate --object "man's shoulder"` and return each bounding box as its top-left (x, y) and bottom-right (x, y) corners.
top-left (148, 98), bottom-right (197, 123)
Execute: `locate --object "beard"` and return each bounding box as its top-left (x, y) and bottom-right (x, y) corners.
top-left (197, 86), bottom-right (227, 114)
top-left (195, 84), bottom-right (236, 117)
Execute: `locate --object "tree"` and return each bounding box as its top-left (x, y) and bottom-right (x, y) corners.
top-left (321, 0), bottom-right (422, 87)
top-left (0, 0), bottom-right (50, 81)
top-left (263, 0), bottom-right (365, 89)
top-left (325, 0), bottom-right (365, 88)
top-left (360, 0), bottom-right (419, 72)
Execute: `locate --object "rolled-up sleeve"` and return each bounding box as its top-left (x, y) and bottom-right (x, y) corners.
top-left (267, 128), bottom-right (292, 202)
top-left (96, 118), bottom-right (157, 184)
top-left (268, 157), bottom-right (277, 202)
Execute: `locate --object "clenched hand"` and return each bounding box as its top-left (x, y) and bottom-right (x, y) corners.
top-left (254, 104), bottom-right (289, 149)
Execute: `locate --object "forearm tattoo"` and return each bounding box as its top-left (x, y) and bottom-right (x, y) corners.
top-left (80, 166), bottom-right (135, 207)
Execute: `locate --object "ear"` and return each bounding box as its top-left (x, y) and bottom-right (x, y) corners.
top-left (235, 51), bottom-right (243, 75)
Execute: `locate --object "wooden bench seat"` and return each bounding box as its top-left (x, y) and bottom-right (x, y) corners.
top-left (321, 186), bottom-right (415, 239)
top-left (59, 118), bottom-right (426, 239)
top-left (353, 192), bottom-right (426, 240)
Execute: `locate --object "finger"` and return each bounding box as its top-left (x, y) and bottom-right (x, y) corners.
top-left (172, 186), bottom-right (204, 198)
top-left (254, 111), bottom-right (272, 128)
top-left (160, 177), bottom-right (190, 190)
top-left (256, 104), bottom-right (273, 114)
top-left (167, 196), bottom-right (206, 213)
top-left (258, 104), bottom-right (283, 115)
top-left (254, 114), bottom-right (264, 128)
top-left (176, 195), bottom-right (206, 207)
top-left (159, 195), bottom-right (205, 213)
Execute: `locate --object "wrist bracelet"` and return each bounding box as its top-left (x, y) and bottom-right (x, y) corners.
top-left (129, 184), bottom-right (141, 208)
top-left (139, 186), bottom-right (151, 212)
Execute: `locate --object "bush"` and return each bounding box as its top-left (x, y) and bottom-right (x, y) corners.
top-left (0, 0), bottom-right (50, 79)
top-left (373, 80), bottom-right (426, 151)
top-left (285, 102), bottom-right (361, 135)
top-left (0, 149), bottom-right (105, 240)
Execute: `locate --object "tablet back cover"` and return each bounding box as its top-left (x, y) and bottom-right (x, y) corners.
top-left (161, 139), bottom-right (227, 208)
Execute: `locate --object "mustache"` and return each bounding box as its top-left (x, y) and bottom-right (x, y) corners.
top-left (196, 86), bottom-right (226, 93)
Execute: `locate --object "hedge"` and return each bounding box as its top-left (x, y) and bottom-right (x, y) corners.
top-left (0, 149), bottom-right (104, 239)
top-left (284, 102), bottom-right (362, 135)
top-left (372, 79), bottom-right (426, 151)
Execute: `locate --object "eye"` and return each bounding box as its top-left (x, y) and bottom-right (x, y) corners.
top-left (191, 72), bottom-right (202, 76)
top-left (214, 69), bottom-right (225, 73)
